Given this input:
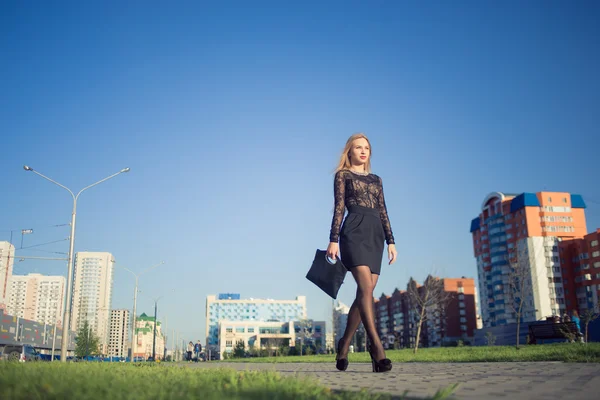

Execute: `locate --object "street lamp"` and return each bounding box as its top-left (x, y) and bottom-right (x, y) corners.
top-left (139, 289), bottom-right (174, 361)
top-left (152, 295), bottom-right (163, 360)
top-left (23, 165), bottom-right (130, 362)
top-left (120, 261), bottom-right (165, 362)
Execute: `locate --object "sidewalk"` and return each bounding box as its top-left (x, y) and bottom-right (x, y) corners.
top-left (187, 361), bottom-right (600, 399)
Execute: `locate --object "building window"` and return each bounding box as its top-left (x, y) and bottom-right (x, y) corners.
top-left (225, 340), bottom-right (232, 347)
top-left (460, 325), bottom-right (467, 331)
top-left (236, 327), bottom-right (245, 333)
top-left (591, 240), bottom-right (599, 247)
top-left (226, 327), bottom-right (233, 333)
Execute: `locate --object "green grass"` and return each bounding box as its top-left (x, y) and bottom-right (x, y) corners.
top-left (223, 343), bottom-right (600, 363)
top-left (0, 362), bottom-right (457, 400)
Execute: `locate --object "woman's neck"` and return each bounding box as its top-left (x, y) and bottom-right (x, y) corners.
top-left (349, 165), bottom-right (365, 173)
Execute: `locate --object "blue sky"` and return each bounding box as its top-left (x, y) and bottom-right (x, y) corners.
top-left (1, 1), bottom-right (599, 343)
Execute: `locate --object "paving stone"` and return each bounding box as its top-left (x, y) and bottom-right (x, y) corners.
top-left (185, 361), bottom-right (600, 399)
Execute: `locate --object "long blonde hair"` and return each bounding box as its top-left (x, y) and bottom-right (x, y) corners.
top-left (334, 133), bottom-right (372, 173)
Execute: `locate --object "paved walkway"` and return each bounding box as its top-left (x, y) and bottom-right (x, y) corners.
top-left (186, 361), bottom-right (600, 399)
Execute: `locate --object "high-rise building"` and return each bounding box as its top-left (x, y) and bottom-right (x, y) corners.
top-left (333, 301), bottom-right (350, 348)
top-left (559, 228), bottom-right (600, 312)
top-left (133, 312), bottom-right (164, 360)
top-left (374, 277), bottom-right (478, 348)
top-left (6, 273), bottom-right (65, 326)
top-left (470, 192), bottom-right (587, 327)
top-left (0, 241), bottom-right (15, 310)
top-left (440, 278), bottom-right (478, 341)
top-left (205, 294), bottom-right (307, 351)
top-left (108, 309), bottom-right (130, 358)
top-left (71, 251), bottom-right (115, 354)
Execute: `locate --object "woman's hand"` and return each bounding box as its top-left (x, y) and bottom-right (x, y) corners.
top-left (388, 244), bottom-right (398, 265)
top-left (326, 242), bottom-right (339, 261)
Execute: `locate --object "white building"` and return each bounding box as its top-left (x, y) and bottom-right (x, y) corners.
top-left (6, 273), bottom-right (65, 326)
top-left (0, 242), bottom-right (15, 310)
top-left (217, 319), bottom-right (327, 357)
top-left (71, 251), bottom-right (115, 354)
top-left (108, 309), bottom-right (130, 358)
top-left (205, 293), bottom-right (307, 351)
top-left (333, 301), bottom-right (350, 348)
top-left (133, 313), bottom-right (165, 360)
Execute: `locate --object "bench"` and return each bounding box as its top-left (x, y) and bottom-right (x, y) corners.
top-left (528, 322), bottom-right (580, 344)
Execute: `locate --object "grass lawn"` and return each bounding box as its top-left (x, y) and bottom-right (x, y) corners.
top-left (223, 343), bottom-right (600, 363)
top-left (0, 362), bottom-right (457, 400)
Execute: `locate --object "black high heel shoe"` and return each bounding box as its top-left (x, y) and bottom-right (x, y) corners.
top-left (335, 338), bottom-right (348, 371)
top-left (368, 344), bottom-right (392, 373)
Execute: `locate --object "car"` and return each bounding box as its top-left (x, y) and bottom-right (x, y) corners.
top-left (0, 344), bottom-right (41, 362)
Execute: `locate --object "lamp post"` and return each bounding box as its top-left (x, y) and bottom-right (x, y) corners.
top-left (120, 262), bottom-right (165, 362)
top-left (152, 296), bottom-right (162, 360)
top-left (149, 291), bottom-right (174, 360)
top-left (139, 289), bottom-right (174, 361)
top-left (23, 165), bottom-right (130, 362)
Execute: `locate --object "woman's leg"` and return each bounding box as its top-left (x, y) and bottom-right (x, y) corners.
top-left (343, 266), bottom-right (386, 361)
top-left (337, 272), bottom-right (379, 359)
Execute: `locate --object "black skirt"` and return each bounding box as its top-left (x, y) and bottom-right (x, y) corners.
top-left (339, 205), bottom-right (385, 275)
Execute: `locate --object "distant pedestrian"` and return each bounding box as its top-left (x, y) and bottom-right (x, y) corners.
top-left (187, 341), bottom-right (194, 362)
top-left (194, 340), bottom-right (202, 362)
top-left (571, 310), bottom-right (584, 342)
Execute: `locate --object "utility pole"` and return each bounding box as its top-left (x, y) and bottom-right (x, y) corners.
top-left (152, 300), bottom-right (157, 360)
top-left (163, 315), bottom-right (168, 361)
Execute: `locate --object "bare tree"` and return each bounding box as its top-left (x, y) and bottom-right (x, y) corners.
top-left (506, 243), bottom-right (537, 349)
top-left (265, 336), bottom-right (286, 358)
top-left (296, 319), bottom-right (313, 356)
top-left (580, 308), bottom-right (599, 343)
top-left (407, 275), bottom-right (450, 354)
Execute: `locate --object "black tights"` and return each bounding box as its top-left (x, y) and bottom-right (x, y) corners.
top-left (338, 265), bottom-right (386, 361)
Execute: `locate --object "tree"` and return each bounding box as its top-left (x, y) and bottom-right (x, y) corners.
top-left (296, 319), bottom-right (313, 356)
top-left (265, 336), bottom-right (286, 358)
top-left (407, 275), bottom-right (450, 354)
top-left (75, 320), bottom-right (100, 358)
top-left (506, 242), bottom-right (537, 349)
top-left (580, 308), bottom-right (600, 343)
top-left (233, 339), bottom-right (246, 358)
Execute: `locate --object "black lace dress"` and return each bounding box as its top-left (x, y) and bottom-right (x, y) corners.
top-left (329, 169), bottom-right (395, 275)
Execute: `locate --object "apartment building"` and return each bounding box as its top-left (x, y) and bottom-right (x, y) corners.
top-left (374, 277), bottom-right (478, 348)
top-left (6, 273), bottom-right (65, 326)
top-left (470, 192), bottom-right (587, 327)
top-left (0, 241), bottom-right (15, 310)
top-left (71, 252), bottom-right (115, 354)
top-left (108, 309), bottom-right (130, 358)
top-left (559, 228), bottom-right (600, 312)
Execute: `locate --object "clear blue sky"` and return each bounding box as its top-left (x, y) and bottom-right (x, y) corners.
top-left (1, 1), bottom-right (599, 343)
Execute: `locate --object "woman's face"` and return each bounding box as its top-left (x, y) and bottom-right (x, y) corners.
top-left (349, 137), bottom-right (370, 167)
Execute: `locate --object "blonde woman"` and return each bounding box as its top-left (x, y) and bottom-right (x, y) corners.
top-left (327, 133), bottom-right (397, 373)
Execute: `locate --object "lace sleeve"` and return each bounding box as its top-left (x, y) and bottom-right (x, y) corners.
top-left (377, 176), bottom-right (395, 245)
top-left (329, 170), bottom-right (346, 243)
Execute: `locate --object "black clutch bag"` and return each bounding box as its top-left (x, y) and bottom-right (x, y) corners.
top-left (306, 249), bottom-right (347, 299)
